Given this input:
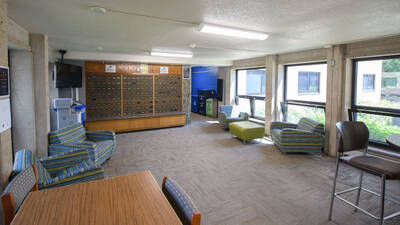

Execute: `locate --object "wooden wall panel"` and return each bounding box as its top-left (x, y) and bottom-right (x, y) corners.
top-left (84, 61), bottom-right (184, 131)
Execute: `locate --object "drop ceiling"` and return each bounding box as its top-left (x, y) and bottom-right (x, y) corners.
top-left (7, 0), bottom-right (400, 65)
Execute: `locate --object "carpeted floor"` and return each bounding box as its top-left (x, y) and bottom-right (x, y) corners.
top-left (102, 113), bottom-right (400, 225)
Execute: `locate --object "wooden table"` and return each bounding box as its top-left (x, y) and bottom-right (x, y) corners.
top-left (11, 171), bottom-right (182, 225)
top-left (386, 134), bottom-right (400, 151)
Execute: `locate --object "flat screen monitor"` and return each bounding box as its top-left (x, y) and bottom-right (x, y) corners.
top-left (56, 63), bottom-right (82, 88)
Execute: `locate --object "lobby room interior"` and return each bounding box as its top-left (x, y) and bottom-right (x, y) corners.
top-left (0, 0), bottom-right (400, 225)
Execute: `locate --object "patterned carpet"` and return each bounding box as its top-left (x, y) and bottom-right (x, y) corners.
top-left (103, 113), bottom-right (400, 225)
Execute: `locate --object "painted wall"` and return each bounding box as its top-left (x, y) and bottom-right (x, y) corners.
top-left (191, 66), bottom-right (218, 97)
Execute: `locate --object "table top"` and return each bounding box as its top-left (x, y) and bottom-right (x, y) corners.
top-left (386, 134), bottom-right (400, 151)
top-left (11, 171), bottom-right (182, 225)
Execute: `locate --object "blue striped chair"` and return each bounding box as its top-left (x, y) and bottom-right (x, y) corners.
top-left (218, 105), bottom-right (249, 130)
top-left (1, 165), bottom-right (38, 225)
top-left (12, 149), bottom-right (104, 189)
top-left (48, 123), bottom-right (116, 165)
top-left (270, 117), bottom-right (324, 153)
top-left (162, 177), bottom-right (201, 225)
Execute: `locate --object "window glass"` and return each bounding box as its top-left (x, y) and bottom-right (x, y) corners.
top-left (355, 58), bottom-right (400, 109)
top-left (237, 68), bottom-right (266, 97)
top-left (286, 64), bottom-right (327, 102)
top-left (254, 99), bottom-right (265, 118)
top-left (286, 104), bottom-right (325, 124)
top-left (355, 112), bottom-right (400, 142)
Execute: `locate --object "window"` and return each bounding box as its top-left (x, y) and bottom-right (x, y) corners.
top-left (283, 62), bottom-right (327, 123)
top-left (236, 68), bottom-right (266, 120)
top-left (298, 71), bottom-right (320, 94)
top-left (363, 74), bottom-right (375, 91)
top-left (351, 55), bottom-right (400, 144)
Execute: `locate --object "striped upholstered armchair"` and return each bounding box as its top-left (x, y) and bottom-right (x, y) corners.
top-left (48, 123), bottom-right (116, 165)
top-left (270, 117), bottom-right (324, 153)
top-left (12, 149), bottom-right (104, 189)
top-left (218, 105), bottom-right (249, 130)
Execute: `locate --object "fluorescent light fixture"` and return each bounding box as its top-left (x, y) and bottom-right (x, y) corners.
top-left (150, 51), bottom-right (193, 58)
top-left (199, 23), bottom-right (269, 40)
top-left (90, 6), bottom-right (107, 14)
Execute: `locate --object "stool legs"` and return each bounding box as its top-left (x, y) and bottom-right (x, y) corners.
top-left (379, 175), bottom-right (386, 225)
top-left (328, 155), bottom-right (340, 221)
top-left (354, 171), bottom-right (364, 212)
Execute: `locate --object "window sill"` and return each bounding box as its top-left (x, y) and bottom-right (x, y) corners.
top-left (249, 117), bottom-right (265, 126)
top-left (368, 145), bottom-right (400, 162)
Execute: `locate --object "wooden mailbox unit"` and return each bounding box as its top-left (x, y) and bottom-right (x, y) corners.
top-left (84, 61), bottom-right (185, 133)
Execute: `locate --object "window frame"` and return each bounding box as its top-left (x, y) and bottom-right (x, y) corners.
top-left (282, 62), bottom-right (327, 122)
top-left (235, 67), bottom-right (266, 120)
top-left (351, 55), bottom-right (400, 145)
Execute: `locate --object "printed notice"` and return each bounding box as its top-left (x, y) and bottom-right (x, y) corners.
top-left (160, 66), bottom-right (169, 74)
top-left (105, 64), bottom-right (116, 73)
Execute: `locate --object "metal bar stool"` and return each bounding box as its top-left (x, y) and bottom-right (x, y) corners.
top-left (328, 121), bottom-right (400, 225)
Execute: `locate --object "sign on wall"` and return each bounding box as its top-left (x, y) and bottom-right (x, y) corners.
top-left (0, 66), bottom-right (9, 97)
top-left (140, 64), bottom-right (149, 73)
top-left (0, 99), bottom-right (11, 133)
top-left (105, 64), bottom-right (116, 73)
top-left (160, 66), bottom-right (169, 74)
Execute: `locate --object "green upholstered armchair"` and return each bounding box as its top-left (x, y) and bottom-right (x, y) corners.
top-left (270, 117), bottom-right (324, 153)
top-left (48, 123), bottom-right (116, 165)
top-left (12, 149), bottom-right (104, 189)
top-left (218, 105), bottom-right (249, 130)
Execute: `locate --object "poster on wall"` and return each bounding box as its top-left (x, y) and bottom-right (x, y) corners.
top-left (183, 66), bottom-right (190, 79)
top-left (160, 66), bottom-right (169, 74)
top-left (105, 64), bottom-right (116, 73)
top-left (0, 66), bottom-right (9, 97)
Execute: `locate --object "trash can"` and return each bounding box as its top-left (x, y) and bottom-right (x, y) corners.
top-left (206, 99), bottom-right (218, 118)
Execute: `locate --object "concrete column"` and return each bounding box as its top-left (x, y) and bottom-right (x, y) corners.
top-left (265, 55), bottom-right (278, 135)
top-left (30, 34), bottom-right (50, 158)
top-left (0, 0), bottom-right (14, 191)
top-left (9, 50), bottom-right (36, 154)
top-left (325, 45), bottom-right (346, 156)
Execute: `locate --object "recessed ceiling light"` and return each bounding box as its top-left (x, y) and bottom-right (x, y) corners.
top-left (151, 51), bottom-right (193, 58)
top-left (198, 23), bottom-right (269, 40)
top-left (189, 44), bottom-right (197, 49)
top-left (96, 46), bottom-right (103, 50)
top-left (90, 6), bottom-right (107, 14)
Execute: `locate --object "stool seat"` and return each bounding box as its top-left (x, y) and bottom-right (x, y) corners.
top-left (341, 154), bottom-right (400, 180)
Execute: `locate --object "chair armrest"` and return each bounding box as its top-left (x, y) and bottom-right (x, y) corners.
top-left (270, 122), bottom-right (297, 130)
top-left (40, 149), bottom-right (91, 175)
top-left (218, 112), bottom-right (227, 122)
top-left (86, 130), bottom-right (116, 142)
top-left (238, 112), bottom-right (249, 120)
top-left (281, 128), bottom-right (324, 139)
top-left (48, 141), bottom-right (95, 157)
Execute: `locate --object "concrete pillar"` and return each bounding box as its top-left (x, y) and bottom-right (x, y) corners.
top-left (9, 50), bottom-right (36, 154)
top-left (325, 45), bottom-right (346, 156)
top-left (0, 0), bottom-right (14, 191)
top-left (30, 34), bottom-right (50, 158)
top-left (265, 55), bottom-right (278, 135)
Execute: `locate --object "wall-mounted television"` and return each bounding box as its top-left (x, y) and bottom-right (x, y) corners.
top-left (56, 63), bottom-right (83, 88)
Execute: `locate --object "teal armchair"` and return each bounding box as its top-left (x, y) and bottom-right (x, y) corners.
top-left (270, 117), bottom-right (324, 153)
top-left (13, 149), bottom-right (104, 189)
top-left (218, 105), bottom-right (249, 130)
top-left (48, 123), bottom-right (116, 165)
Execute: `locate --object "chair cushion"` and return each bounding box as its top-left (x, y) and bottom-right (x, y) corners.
top-left (49, 123), bottom-right (87, 144)
top-left (341, 153), bottom-right (400, 180)
top-left (163, 178), bottom-right (198, 225)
